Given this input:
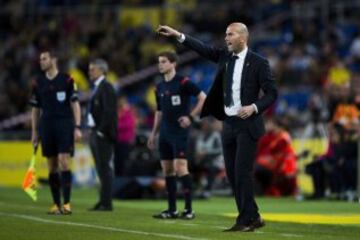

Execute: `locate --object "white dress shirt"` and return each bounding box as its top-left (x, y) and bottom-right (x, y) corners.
top-left (87, 75), bottom-right (105, 127)
top-left (224, 48), bottom-right (247, 116)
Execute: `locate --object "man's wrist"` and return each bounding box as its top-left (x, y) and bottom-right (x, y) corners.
top-left (177, 33), bottom-right (185, 43)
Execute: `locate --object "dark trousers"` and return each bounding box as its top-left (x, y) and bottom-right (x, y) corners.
top-left (114, 142), bottom-right (131, 177)
top-left (90, 130), bottom-right (114, 206)
top-left (222, 118), bottom-right (259, 224)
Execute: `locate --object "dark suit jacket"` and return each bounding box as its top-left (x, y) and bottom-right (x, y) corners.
top-left (90, 79), bottom-right (117, 142)
top-left (182, 35), bottom-right (278, 139)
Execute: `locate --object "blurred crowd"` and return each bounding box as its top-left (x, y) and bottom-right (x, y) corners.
top-left (0, 0), bottom-right (360, 199)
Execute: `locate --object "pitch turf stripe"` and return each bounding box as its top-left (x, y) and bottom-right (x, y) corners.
top-left (0, 212), bottom-right (208, 240)
top-left (225, 213), bottom-right (360, 225)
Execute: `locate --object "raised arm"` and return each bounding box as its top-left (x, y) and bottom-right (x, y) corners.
top-left (156, 25), bottom-right (223, 63)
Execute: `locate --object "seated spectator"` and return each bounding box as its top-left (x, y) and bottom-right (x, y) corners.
top-left (305, 124), bottom-right (343, 199)
top-left (255, 118), bottom-right (298, 196)
top-left (126, 134), bottom-right (159, 176)
top-left (337, 125), bottom-right (358, 201)
top-left (193, 118), bottom-right (224, 199)
top-left (306, 123), bottom-right (358, 201)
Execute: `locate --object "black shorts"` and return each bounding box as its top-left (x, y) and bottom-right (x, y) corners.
top-left (158, 133), bottom-right (188, 160)
top-left (39, 118), bottom-right (74, 157)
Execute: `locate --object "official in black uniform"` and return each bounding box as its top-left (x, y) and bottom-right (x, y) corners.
top-left (157, 24), bottom-right (278, 231)
top-left (30, 50), bottom-right (82, 215)
top-left (148, 51), bottom-right (206, 220)
top-left (87, 59), bottom-right (117, 211)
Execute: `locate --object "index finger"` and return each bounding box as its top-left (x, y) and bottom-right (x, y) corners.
top-left (156, 25), bottom-right (163, 31)
top-left (156, 25), bottom-right (167, 33)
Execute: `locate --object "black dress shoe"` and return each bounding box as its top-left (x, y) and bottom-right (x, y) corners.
top-left (223, 223), bottom-right (254, 232)
top-left (88, 202), bottom-right (101, 211)
top-left (95, 205), bottom-right (113, 211)
top-left (250, 216), bottom-right (265, 229)
top-left (88, 203), bottom-right (113, 211)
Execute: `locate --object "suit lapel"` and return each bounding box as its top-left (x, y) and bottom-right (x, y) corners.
top-left (241, 50), bottom-right (252, 87)
top-left (92, 79), bottom-right (105, 109)
top-left (94, 79), bottom-right (106, 97)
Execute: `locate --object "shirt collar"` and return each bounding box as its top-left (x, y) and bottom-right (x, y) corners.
top-left (234, 47), bottom-right (248, 59)
top-left (94, 75), bottom-right (105, 88)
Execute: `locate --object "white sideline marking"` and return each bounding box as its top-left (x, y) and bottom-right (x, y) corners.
top-left (281, 233), bottom-right (303, 238)
top-left (161, 220), bottom-right (176, 224)
top-left (181, 223), bottom-right (198, 226)
top-left (0, 212), bottom-right (208, 240)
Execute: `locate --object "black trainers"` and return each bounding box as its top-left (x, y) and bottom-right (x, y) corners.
top-left (152, 210), bottom-right (179, 219)
top-left (180, 209), bottom-right (195, 220)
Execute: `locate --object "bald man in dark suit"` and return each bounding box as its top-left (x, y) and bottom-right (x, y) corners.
top-left (157, 23), bottom-right (278, 232)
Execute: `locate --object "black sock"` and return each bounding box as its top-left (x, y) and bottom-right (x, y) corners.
top-left (61, 170), bottom-right (72, 204)
top-left (179, 174), bottom-right (193, 211)
top-left (49, 172), bottom-right (61, 207)
top-left (165, 176), bottom-right (177, 212)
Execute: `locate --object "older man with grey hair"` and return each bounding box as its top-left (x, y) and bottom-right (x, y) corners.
top-left (88, 59), bottom-right (117, 211)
